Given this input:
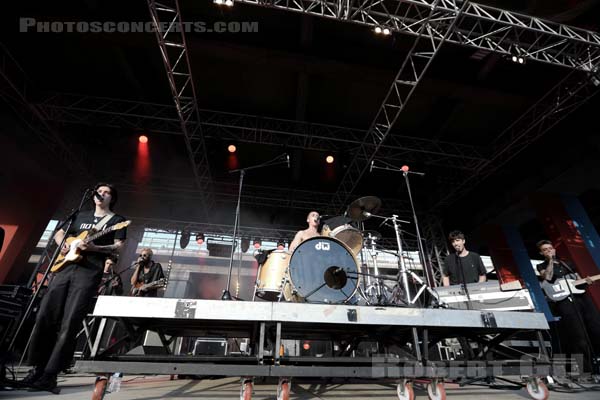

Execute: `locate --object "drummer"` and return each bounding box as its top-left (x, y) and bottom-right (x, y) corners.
top-left (289, 210), bottom-right (321, 252)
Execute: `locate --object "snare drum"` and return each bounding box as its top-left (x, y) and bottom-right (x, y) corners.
top-left (255, 250), bottom-right (290, 301)
top-left (287, 236), bottom-right (360, 304)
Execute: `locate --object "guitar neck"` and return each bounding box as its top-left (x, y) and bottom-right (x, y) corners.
top-left (84, 224), bottom-right (117, 243)
top-left (573, 274), bottom-right (600, 286)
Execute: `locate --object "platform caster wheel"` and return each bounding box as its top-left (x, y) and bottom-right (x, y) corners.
top-left (426, 381), bottom-right (446, 400)
top-left (92, 375), bottom-right (108, 400)
top-left (277, 378), bottom-right (290, 400)
top-left (240, 379), bottom-right (253, 400)
top-left (526, 378), bottom-right (549, 400)
top-left (396, 380), bottom-right (415, 400)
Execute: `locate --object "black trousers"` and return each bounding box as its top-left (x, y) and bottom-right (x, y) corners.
top-left (28, 263), bottom-right (102, 375)
top-left (551, 294), bottom-right (600, 372)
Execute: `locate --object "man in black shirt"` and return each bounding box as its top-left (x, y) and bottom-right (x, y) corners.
top-left (97, 255), bottom-right (123, 296)
top-left (130, 248), bottom-right (165, 297)
top-left (23, 183), bottom-right (127, 391)
top-left (442, 230), bottom-right (487, 287)
top-left (536, 239), bottom-right (600, 373)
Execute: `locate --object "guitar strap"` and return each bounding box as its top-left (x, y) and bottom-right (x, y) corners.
top-left (93, 212), bottom-right (115, 231)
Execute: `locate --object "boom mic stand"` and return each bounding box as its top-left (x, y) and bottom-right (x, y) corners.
top-left (371, 160), bottom-right (434, 287)
top-left (221, 153), bottom-right (289, 300)
top-left (9, 188), bottom-right (95, 360)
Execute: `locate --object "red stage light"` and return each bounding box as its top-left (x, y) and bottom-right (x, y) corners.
top-left (253, 242), bottom-right (261, 249)
top-left (139, 135), bottom-right (148, 143)
top-left (401, 165), bottom-right (409, 172)
top-left (302, 342), bottom-right (310, 350)
top-left (228, 144), bottom-right (237, 153)
top-left (326, 155), bottom-right (334, 164)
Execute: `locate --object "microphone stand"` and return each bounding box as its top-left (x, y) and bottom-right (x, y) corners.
top-left (221, 154), bottom-right (289, 300)
top-left (10, 188), bottom-right (95, 356)
top-left (371, 160), bottom-right (433, 287)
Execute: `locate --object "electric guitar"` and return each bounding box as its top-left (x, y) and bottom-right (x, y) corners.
top-left (130, 278), bottom-right (166, 296)
top-left (541, 274), bottom-right (600, 302)
top-left (50, 221), bottom-right (131, 272)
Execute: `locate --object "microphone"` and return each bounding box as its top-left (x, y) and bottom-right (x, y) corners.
top-left (286, 154), bottom-right (290, 168)
top-left (94, 192), bottom-right (104, 201)
top-left (370, 160), bottom-right (374, 172)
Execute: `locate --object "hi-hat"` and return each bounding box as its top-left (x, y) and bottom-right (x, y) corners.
top-left (347, 196), bottom-right (382, 221)
top-left (363, 230), bottom-right (382, 241)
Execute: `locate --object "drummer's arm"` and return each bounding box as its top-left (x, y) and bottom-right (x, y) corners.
top-left (289, 231), bottom-right (302, 252)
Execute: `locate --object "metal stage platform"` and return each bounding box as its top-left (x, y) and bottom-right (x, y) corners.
top-left (76, 297), bottom-right (553, 400)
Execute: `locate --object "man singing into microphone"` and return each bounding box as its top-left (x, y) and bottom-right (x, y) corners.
top-left (23, 183), bottom-right (127, 391)
top-left (130, 248), bottom-right (165, 297)
top-left (441, 230), bottom-right (487, 287)
top-left (536, 240), bottom-right (600, 373)
top-left (289, 211), bottom-right (321, 252)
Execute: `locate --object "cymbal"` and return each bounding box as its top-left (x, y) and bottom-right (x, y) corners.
top-left (347, 196), bottom-right (382, 221)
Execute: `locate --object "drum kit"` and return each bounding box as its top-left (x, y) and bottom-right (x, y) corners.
top-left (253, 196), bottom-right (441, 307)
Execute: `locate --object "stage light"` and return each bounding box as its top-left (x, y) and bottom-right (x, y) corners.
top-left (213, 0), bottom-right (224, 4)
top-left (253, 238), bottom-right (261, 249)
top-left (196, 233), bottom-right (205, 245)
top-left (277, 239), bottom-right (285, 250)
top-left (241, 237), bottom-right (250, 253)
top-left (518, 57), bottom-right (524, 64)
top-left (383, 28), bottom-right (391, 35)
top-left (228, 144), bottom-right (237, 153)
top-left (224, 0), bottom-right (234, 6)
top-left (303, 342), bottom-right (310, 350)
top-left (139, 135), bottom-right (148, 143)
top-left (401, 165), bottom-right (409, 172)
top-left (374, 26), bottom-right (382, 34)
top-left (180, 231), bottom-right (190, 249)
top-left (511, 55), bottom-right (517, 63)
top-left (326, 155), bottom-right (334, 164)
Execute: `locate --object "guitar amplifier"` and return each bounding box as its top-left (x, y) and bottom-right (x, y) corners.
top-left (435, 281), bottom-right (534, 311)
top-left (0, 285), bottom-right (33, 352)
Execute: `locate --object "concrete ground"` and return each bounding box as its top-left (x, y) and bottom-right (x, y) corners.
top-left (1, 373), bottom-right (600, 400)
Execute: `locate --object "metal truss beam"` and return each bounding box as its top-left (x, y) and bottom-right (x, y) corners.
top-left (433, 70), bottom-right (600, 209)
top-left (110, 176), bottom-right (412, 217)
top-left (0, 43), bottom-right (90, 178)
top-left (330, 0), bottom-right (465, 213)
top-left (147, 0), bottom-right (214, 216)
top-left (422, 214), bottom-right (449, 286)
top-left (36, 93), bottom-right (486, 170)
top-left (239, 0), bottom-right (600, 71)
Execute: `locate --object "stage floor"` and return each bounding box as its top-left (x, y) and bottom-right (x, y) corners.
top-left (2, 373), bottom-right (600, 399)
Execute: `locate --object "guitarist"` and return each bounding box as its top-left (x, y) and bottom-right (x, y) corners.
top-left (22, 183), bottom-right (127, 392)
top-left (536, 240), bottom-right (600, 373)
top-left (130, 248), bottom-right (164, 297)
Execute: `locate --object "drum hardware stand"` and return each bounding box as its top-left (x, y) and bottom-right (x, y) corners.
top-left (275, 273), bottom-right (290, 302)
top-left (222, 153), bottom-right (289, 300)
top-left (361, 233), bottom-right (389, 305)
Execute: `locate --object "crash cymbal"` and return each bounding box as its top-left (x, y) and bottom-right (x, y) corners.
top-left (347, 196), bottom-right (382, 221)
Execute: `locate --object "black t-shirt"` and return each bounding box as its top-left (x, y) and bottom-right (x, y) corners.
top-left (442, 252), bottom-right (487, 285)
top-left (134, 261), bottom-right (165, 297)
top-left (65, 210), bottom-right (127, 269)
top-left (535, 260), bottom-right (576, 284)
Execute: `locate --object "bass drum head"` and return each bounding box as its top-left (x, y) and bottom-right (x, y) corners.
top-left (289, 236), bottom-right (360, 304)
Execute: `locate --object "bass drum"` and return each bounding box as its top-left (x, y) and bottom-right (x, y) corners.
top-left (288, 236), bottom-right (360, 304)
